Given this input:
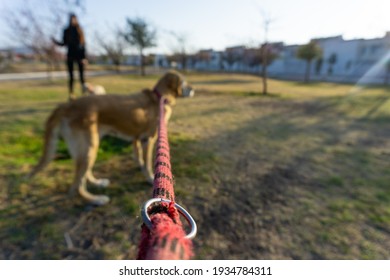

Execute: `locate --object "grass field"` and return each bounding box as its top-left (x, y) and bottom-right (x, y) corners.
top-left (0, 72), bottom-right (390, 259)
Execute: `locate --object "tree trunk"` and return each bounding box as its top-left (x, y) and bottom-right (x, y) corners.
top-left (140, 49), bottom-right (145, 76)
top-left (305, 60), bottom-right (312, 82)
top-left (182, 54), bottom-right (187, 72)
top-left (261, 44), bottom-right (269, 95)
top-left (261, 63), bottom-right (268, 95)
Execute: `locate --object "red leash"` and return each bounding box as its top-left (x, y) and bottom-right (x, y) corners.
top-left (137, 94), bottom-right (196, 260)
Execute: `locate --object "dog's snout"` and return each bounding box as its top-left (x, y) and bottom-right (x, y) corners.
top-left (183, 86), bottom-right (195, 98)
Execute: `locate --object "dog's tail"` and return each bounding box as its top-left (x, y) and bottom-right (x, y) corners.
top-left (28, 105), bottom-right (65, 178)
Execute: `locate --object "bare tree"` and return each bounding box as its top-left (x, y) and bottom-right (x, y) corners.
top-left (4, 4), bottom-right (60, 77)
top-left (259, 10), bottom-right (275, 95)
top-left (122, 17), bottom-right (156, 76)
top-left (95, 28), bottom-right (126, 72)
top-left (259, 43), bottom-right (278, 84)
top-left (2, 0), bottom-right (85, 79)
top-left (170, 31), bottom-right (189, 72)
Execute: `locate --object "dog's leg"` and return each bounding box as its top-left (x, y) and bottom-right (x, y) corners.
top-left (70, 127), bottom-right (110, 206)
top-left (85, 139), bottom-right (110, 188)
top-left (142, 135), bottom-right (157, 184)
top-left (67, 122), bottom-right (110, 189)
top-left (164, 104), bottom-right (172, 125)
top-left (87, 172), bottom-right (110, 188)
top-left (133, 138), bottom-right (144, 167)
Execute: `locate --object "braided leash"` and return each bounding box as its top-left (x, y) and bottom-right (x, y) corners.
top-left (137, 93), bottom-right (196, 260)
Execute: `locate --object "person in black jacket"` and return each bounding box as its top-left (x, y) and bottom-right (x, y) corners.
top-left (52, 13), bottom-right (87, 100)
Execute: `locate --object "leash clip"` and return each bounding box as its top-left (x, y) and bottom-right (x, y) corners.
top-left (141, 198), bottom-right (197, 240)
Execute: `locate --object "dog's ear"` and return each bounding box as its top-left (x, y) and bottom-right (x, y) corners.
top-left (172, 72), bottom-right (183, 97)
top-left (154, 71), bottom-right (184, 104)
top-left (163, 71), bottom-right (183, 97)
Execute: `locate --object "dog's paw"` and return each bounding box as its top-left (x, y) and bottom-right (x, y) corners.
top-left (96, 178), bottom-right (110, 188)
top-left (91, 195), bottom-right (110, 206)
top-left (147, 175), bottom-right (154, 185)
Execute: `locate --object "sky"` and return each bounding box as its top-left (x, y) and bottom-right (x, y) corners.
top-left (0, 0), bottom-right (389, 54)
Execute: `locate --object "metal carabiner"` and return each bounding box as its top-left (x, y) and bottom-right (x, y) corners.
top-left (141, 198), bottom-right (197, 240)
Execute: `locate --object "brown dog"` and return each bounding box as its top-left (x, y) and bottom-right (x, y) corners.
top-left (29, 71), bottom-right (194, 205)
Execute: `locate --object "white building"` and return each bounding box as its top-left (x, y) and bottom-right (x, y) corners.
top-left (150, 32), bottom-right (390, 85)
top-left (269, 32), bottom-right (390, 84)
top-left (124, 54), bottom-right (141, 66)
top-left (154, 54), bottom-right (169, 68)
top-left (193, 49), bottom-right (223, 71)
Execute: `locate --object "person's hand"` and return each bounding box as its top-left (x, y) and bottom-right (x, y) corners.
top-left (82, 59), bottom-right (89, 66)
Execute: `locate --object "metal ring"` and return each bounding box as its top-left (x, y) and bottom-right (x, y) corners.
top-left (141, 198), bottom-right (197, 240)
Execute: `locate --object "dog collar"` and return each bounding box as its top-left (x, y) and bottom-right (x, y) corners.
top-left (153, 88), bottom-right (162, 99)
top-left (153, 88), bottom-right (169, 104)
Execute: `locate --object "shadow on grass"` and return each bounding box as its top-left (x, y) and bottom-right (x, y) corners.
top-left (196, 89), bottom-right (282, 98)
top-left (193, 79), bottom-right (256, 85)
top-left (187, 96), bottom-right (390, 259)
top-left (2, 90), bottom-right (390, 259)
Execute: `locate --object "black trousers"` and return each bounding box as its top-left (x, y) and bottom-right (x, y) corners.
top-left (67, 56), bottom-right (85, 93)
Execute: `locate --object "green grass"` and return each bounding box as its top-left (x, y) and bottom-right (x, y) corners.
top-left (170, 132), bottom-right (218, 182)
top-left (0, 72), bottom-right (390, 259)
